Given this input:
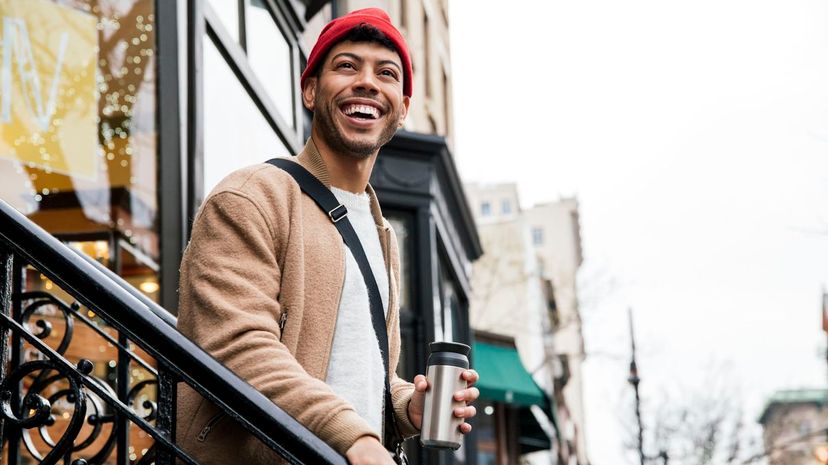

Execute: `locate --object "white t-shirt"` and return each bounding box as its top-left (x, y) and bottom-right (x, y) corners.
top-left (324, 187), bottom-right (389, 436)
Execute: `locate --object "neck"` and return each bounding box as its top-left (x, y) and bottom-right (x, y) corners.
top-left (311, 127), bottom-right (378, 193)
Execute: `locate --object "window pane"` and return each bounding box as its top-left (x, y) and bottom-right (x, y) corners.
top-left (202, 37), bottom-right (288, 198)
top-left (386, 212), bottom-right (413, 310)
top-left (532, 227), bottom-right (544, 245)
top-left (0, 0), bottom-right (159, 262)
top-left (481, 201), bottom-right (491, 216)
top-left (476, 400), bottom-right (497, 465)
top-left (0, 2), bottom-right (160, 461)
top-left (441, 273), bottom-right (463, 342)
top-left (247, 0), bottom-right (294, 128)
top-left (207, 0), bottom-right (239, 42)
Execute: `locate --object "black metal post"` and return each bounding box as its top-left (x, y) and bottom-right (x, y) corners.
top-left (6, 253), bottom-right (23, 465)
top-left (155, 367), bottom-right (178, 465)
top-left (0, 247), bottom-right (11, 461)
top-left (156, 0), bottom-right (187, 314)
top-left (117, 333), bottom-right (130, 465)
top-left (628, 308), bottom-right (644, 465)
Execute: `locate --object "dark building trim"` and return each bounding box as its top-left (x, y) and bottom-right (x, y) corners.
top-left (157, 0), bottom-right (186, 312)
top-left (202, 1), bottom-right (302, 157)
top-left (380, 131), bottom-right (482, 260)
top-left (187, 0), bottom-right (205, 227)
top-left (372, 130), bottom-right (482, 465)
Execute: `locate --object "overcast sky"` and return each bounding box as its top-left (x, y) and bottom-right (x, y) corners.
top-left (448, 1), bottom-right (828, 463)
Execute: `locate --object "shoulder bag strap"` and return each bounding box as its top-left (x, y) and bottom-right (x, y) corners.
top-left (265, 158), bottom-right (405, 453)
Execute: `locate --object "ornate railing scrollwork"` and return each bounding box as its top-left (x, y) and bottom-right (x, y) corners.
top-left (2, 291), bottom-right (162, 464)
top-left (0, 198), bottom-right (348, 465)
top-left (0, 359), bottom-right (88, 465)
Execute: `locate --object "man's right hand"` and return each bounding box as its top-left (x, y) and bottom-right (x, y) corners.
top-left (345, 436), bottom-right (396, 465)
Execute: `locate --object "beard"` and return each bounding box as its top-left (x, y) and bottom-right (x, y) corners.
top-left (313, 91), bottom-right (400, 159)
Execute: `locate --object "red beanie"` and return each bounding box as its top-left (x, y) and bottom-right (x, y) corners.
top-left (301, 8), bottom-right (413, 97)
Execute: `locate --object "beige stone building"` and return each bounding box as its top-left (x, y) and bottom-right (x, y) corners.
top-left (304, 0), bottom-right (453, 141)
top-left (465, 182), bottom-right (589, 465)
top-left (759, 389), bottom-right (828, 465)
top-left (523, 198), bottom-right (588, 465)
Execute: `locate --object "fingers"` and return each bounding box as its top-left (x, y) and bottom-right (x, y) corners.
top-left (413, 374), bottom-right (428, 392)
top-left (453, 405), bottom-right (476, 419)
top-left (461, 369), bottom-right (479, 386)
top-left (459, 422), bottom-right (473, 434)
top-left (453, 386), bottom-right (480, 403)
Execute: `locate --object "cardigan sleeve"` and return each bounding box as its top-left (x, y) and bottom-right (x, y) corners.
top-left (390, 374), bottom-right (418, 437)
top-left (177, 190), bottom-right (377, 455)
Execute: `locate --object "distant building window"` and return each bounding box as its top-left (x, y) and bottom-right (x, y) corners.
top-left (481, 202), bottom-right (491, 216)
top-left (532, 227), bottom-right (543, 245)
top-left (501, 199), bottom-right (511, 215)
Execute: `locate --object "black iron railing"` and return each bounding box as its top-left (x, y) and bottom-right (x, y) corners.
top-left (0, 199), bottom-right (347, 465)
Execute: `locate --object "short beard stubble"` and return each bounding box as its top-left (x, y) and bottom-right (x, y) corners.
top-left (313, 91), bottom-right (400, 159)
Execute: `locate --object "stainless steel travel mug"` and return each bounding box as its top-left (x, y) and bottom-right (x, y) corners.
top-left (420, 341), bottom-right (471, 450)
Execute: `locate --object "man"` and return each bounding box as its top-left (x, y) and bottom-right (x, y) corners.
top-left (176, 8), bottom-right (478, 465)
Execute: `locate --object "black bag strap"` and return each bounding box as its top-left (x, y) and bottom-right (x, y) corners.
top-left (266, 158), bottom-right (404, 451)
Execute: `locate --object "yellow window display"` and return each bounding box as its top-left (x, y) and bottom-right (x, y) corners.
top-left (0, 0), bottom-right (98, 180)
top-left (0, 0), bottom-right (159, 270)
top-left (0, 1), bottom-right (160, 463)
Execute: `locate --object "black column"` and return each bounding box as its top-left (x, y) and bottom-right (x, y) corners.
top-left (156, 0), bottom-right (186, 313)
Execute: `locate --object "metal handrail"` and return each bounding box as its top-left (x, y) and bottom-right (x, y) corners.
top-left (0, 199), bottom-right (347, 465)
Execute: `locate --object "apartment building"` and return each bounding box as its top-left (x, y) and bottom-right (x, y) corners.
top-left (465, 182), bottom-right (589, 465)
top-left (523, 198), bottom-right (589, 465)
top-left (759, 389), bottom-right (828, 465)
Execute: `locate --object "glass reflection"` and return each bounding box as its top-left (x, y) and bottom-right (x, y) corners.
top-left (203, 37), bottom-right (288, 199)
top-left (207, 0), bottom-right (240, 41)
top-left (0, 0), bottom-right (159, 263)
top-left (246, 0), bottom-right (294, 128)
top-left (0, 2), bottom-right (160, 463)
top-left (387, 213), bottom-right (412, 310)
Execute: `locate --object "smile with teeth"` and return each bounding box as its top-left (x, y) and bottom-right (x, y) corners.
top-left (342, 104), bottom-right (381, 120)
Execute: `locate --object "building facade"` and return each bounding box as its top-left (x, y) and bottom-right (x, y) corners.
top-left (464, 182), bottom-right (588, 465)
top-left (523, 198), bottom-right (588, 465)
top-left (759, 389), bottom-right (828, 465)
top-left (0, 1), bottom-right (481, 464)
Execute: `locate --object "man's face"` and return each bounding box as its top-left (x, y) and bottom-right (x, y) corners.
top-left (303, 40), bottom-right (410, 159)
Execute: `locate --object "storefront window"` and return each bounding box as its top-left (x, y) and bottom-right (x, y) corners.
top-left (0, 0), bottom-right (159, 273)
top-left (207, 0), bottom-right (240, 41)
top-left (386, 212), bottom-right (413, 310)
top-left (436, 264), bottom-right (464, 343)
top-left (202, 36), bottom-right (289, 198)
top-left (246, 0), bottom-right (294, 128)
top-left (476, 400), bottom-right (497, 465)
top-left (0, 2), bottom-right (159, 462)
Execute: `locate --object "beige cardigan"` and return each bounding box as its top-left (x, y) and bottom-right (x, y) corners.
top-left (175, 139), bottom-right (417, 464)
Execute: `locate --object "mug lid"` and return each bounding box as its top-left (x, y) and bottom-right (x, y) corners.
top-left (429, 341), bottom-right (471, 356)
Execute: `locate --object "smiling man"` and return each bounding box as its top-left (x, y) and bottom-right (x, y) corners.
top-left (175, 8), bottom-right (478, 465)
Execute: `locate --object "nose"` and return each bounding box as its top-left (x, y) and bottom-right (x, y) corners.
top-left (352, 67), bottom-right (380, 95)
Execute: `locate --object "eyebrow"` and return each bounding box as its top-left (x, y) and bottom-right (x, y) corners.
top-left (331, 52), bottom-right (402, 72)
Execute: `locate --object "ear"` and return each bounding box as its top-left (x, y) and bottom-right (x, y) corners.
top-left (302, 77), bottom-right (317, 111)
top-left (397, 95), bottom-right (410, 128)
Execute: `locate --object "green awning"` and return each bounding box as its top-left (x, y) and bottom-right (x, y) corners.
top-left (473, 341), bottom-right (547, 408)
